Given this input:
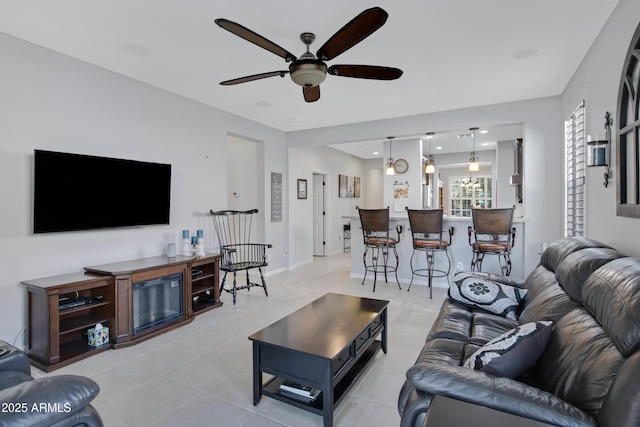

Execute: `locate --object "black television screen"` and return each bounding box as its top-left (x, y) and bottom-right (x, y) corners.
top-left (34, 150), bottom-right (171, 233)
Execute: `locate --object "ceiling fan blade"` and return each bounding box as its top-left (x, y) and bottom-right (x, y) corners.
top-left (303, 86), bottom-right (320, 102)
top-left (220, 71), bottom-right (289, 85)
top-left (328, 64), bottom-right (403, 80)
top-left (215, 19), bottom-right (297, 62)
top-left (316, 7), bottom-right (388, 61)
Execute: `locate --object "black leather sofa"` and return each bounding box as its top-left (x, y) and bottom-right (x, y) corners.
top-left (0, 340), bottom-right (103, 427)
top-left (398, 237), bottom-right (640, 427)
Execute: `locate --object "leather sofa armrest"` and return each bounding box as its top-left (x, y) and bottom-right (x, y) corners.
top-left (406, 363), bottom-right (596, 427)
top-left (424, 395), bottom-right (561, 427)
top-left (0, 340), bottom-right (31, 375)
top-left (0, 375), bottom-right (100, 427)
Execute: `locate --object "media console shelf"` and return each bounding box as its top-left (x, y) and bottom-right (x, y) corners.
top-left (22, 253), bottom-right (221, 371)
top-left (191, 255), bottom-right (223, 314)
top-left (22, 272), bottom-right (115, 372)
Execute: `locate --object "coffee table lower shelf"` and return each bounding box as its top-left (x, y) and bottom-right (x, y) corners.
top-left (261, 340), bottom-right (381, 415)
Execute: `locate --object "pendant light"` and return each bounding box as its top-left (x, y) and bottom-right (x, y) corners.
top-left (462, 175), bottom-right (480, 189)
top-left (424, 132), bottom-right (435, 174)
top-left (386, 136), bottom-right (395, 175)
top-left (468, 127), bottom-right (480, 172)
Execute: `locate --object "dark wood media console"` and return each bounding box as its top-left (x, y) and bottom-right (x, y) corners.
top-left (22, 253), bottom-right (221, 371)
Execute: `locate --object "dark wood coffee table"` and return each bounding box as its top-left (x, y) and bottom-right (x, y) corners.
top-left (249, 293), bottom-right (389, 427)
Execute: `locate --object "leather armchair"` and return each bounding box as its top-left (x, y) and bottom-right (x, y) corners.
top-left (0, 340), bottom-right (103, 427)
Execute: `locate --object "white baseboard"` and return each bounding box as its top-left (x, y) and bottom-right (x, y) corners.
top-left (264, 267), bottom-right (287, 277)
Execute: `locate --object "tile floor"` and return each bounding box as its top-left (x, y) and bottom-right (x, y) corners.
top-left (35, 253), bottom-right (446, 427)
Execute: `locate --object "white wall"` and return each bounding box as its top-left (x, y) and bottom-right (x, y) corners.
top-left (561, 0), bottom-right (640, 257)
top-left (363, 159), bottom-right (384, 208)
top-left (496, 140), bottom-right (519, 208)
top-left (0, 33), bottom-right (288, 345)
top-left (288, 145), bottom-right (367, 267)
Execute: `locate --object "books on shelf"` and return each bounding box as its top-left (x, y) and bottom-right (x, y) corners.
top-left (279, 380), bottom-right (321, 401)
top-left (279, 389), bottom-right (322, 403)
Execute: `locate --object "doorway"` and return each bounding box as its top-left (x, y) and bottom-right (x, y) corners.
top-left (226, 134), bottom-right (265, 242)
top-left (313, 173), bottom-right (327, 256)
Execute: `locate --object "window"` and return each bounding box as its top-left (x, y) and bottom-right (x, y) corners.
top-left (616, 20), bottom-right (640, 217)
top-left (565, 101), bottom-right (585, 237)
top-left (449, 176), bottom-right (492, 217)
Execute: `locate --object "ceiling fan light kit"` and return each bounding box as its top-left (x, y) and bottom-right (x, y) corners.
top-left (289, 34), bottom-right (328, 88)
top-left (215, 7), bottom-right (402, 102)
top-left (290, 63), bottom-right (327, 88)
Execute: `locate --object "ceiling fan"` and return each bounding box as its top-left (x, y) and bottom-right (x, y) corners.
top-left (215, 7), bottom-right (403, 102)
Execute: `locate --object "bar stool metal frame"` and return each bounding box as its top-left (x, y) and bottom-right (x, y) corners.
top-left (405, 208), bottom-right (454, 298)
top-left (357, 206), bottom-right (402, 292)
top-left (467, 207), bottom-right (516, 276)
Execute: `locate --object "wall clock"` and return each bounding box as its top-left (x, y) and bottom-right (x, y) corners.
top-left (394, 158), bottom-right (409, 174)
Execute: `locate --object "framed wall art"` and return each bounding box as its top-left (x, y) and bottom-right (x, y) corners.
top-left (339, 174), bottom-right (348, 198)
top-left (271, 172), bottom-right (282, 222)
top-left (297, 179), bottom-right (307, 199)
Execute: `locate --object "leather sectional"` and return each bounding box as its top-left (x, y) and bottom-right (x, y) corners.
top-left (398, 237), bottom-right (640, 427)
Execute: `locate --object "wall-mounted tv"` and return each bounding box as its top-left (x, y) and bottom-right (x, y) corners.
top-left (34, 150), bottom-right (171, 233)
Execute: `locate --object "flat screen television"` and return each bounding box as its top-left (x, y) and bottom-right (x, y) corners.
top-left (33, 150), bottom-right (171, 233)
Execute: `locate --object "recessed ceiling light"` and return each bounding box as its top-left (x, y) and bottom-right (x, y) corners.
top-left (479, 130), bottom-right (488, 134)
top-left (254, 101), bottom-right (271, 107)
top-left (513, 48), bottom-right (539, 59)
top-left (373, 151), bottom-right (380, 155)
top-left (121, 42), bottom-right (152, 56)
top-left (436, 146), bottom-right (443, 150)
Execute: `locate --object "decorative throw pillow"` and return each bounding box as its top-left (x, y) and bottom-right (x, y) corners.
top-left (463, 320), bottom-right (553, 378)
top-left (449, 272), bottom-right (527, 320)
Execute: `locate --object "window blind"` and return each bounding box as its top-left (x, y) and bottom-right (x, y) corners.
top-left (565, 101), bottom-right (585, 237)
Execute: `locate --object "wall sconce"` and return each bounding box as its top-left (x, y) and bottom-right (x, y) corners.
top-left (587, 112), bottom-right (613, 188)
top-left (587, 140), bottom-right (607, 166)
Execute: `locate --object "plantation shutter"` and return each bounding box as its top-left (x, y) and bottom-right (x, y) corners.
top-left (565, 101), bottom-right (586, 237)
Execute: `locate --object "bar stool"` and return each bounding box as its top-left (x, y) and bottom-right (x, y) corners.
top-left (405, 208), bottom-right (454, 298)
top-left (468, 207), bottom-right (516, 275)
top-left (357, 206), bottom-right (402, 292)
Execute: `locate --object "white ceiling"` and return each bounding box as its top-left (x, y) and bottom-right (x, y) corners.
top-left (0, 1), bottom-right (619, 133)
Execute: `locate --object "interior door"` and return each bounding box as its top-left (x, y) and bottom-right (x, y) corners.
top-left (313, 174), bottom-right (325, 256)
